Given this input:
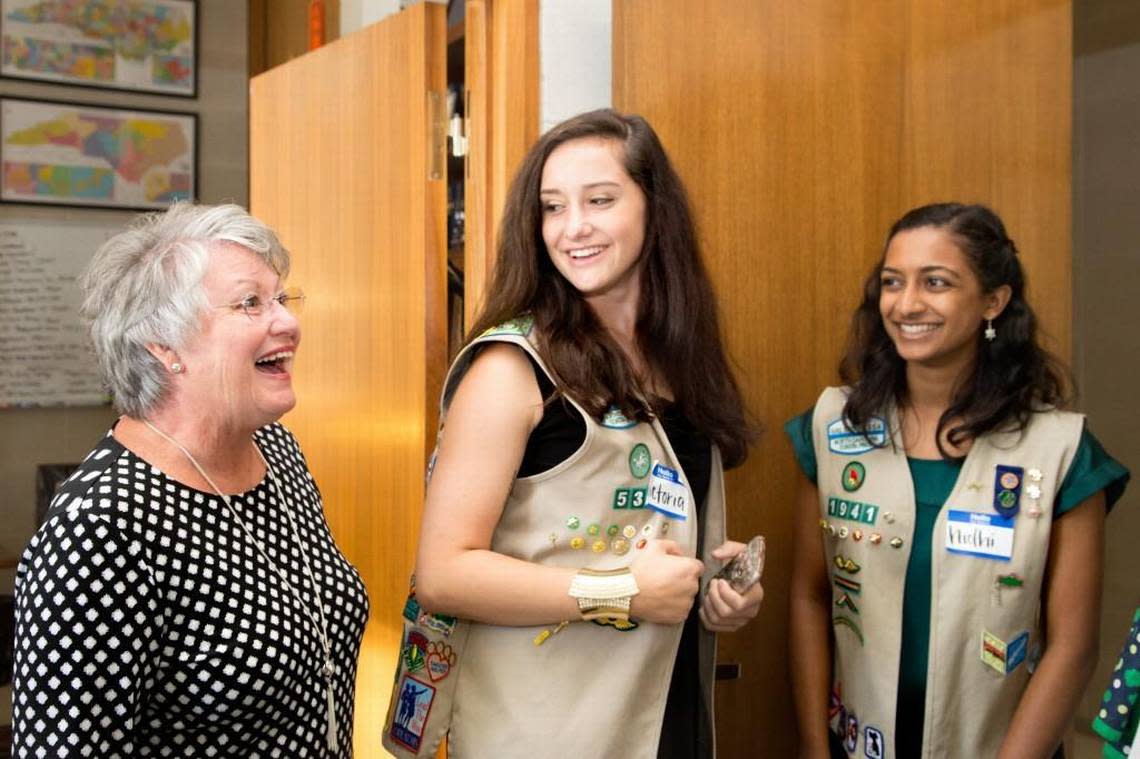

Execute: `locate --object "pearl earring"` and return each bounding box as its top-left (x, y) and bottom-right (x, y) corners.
top-left (171, 362), bottom-right (184, 374)
top-left (984, 320), bottom-right (996, 342)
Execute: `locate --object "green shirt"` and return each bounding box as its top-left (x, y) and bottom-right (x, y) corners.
top-left (785, 409), bottom-right (1130, 755)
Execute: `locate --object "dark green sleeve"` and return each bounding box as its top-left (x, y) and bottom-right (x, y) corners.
top-left (1055, 425), bottom-right (1131, 517)
top-left (783, 407), bottom-right (818, 485)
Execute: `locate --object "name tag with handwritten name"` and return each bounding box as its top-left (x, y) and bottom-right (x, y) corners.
top-left (945, 510), bottom-right (1014, 561)
top-left (646, 462), bottom-right (689, 520)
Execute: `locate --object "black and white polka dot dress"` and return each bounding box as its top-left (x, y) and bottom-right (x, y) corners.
top-left (12, 423), bottom-right (370, 757)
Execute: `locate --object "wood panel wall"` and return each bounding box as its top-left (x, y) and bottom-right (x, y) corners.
top-left (249, 0), bottom-right (342, 77)
top-left (249, 3), bottom-right (447, 754)
top-left (614, 1), bottom-right (1071, 755)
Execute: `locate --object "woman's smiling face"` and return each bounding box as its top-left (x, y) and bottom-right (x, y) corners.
top-left (878, 225), bottom-right (1007, 370)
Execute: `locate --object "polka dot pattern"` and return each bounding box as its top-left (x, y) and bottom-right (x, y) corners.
top-left (1092, 606), bottom-right (1140, 755)
top-left (13, 423), bottom-right (369, 757)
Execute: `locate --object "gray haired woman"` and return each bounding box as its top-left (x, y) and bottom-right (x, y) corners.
top-left (12, 203), bottom-right (369, 756)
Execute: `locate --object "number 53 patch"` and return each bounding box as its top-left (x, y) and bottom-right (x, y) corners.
top-left (613, 487), bottom-right (647, 509)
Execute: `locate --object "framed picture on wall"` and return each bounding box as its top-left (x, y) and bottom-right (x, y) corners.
top-left (0, 0), bottom-right (197, 96)
top-left (0, 96), bottom-right (196, 210)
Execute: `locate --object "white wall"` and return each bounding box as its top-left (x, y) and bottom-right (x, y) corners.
top-left (539, 0), bottom-right (612, 133)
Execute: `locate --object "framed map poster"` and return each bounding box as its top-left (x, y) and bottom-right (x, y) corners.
top-left (0, 0), bottom-right (196, 96)
top-left (0, 96), bottom-right (196, 209)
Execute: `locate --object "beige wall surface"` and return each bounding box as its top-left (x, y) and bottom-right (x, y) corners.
top-left (1072, 1), bottom-right (1140, 756)
top-left (0, 0), bottom-right (250, 722)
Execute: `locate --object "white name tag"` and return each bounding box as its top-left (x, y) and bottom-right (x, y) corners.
top-left (945, 510), bottom-right (1014, 561)
top-left (646, 462), bottom-right (689, 520)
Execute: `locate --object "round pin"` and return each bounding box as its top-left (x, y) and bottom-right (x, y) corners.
top-left (852, 529), bottom-right (863, 542)
top-left (889, 537), bottom-right (904, 548)
top-left (642, 524), bottom-right (654, 535)
top-left (828, 525), bottom-right (838, 538)
top-left (1027, 468), bottom-right (1043, 482)
top-left (622, 525), bottom-right (637, 539)
top-left (819, 519), bottom-right (829, 531)
top-left (869, 533), bottom-right (882, 545)
top-left (1026, 484), bottom-right (1041, 500)
top-left (570, 537), bottom-right (585, 550)
top-left (636, 538), bottom-right (648, 549)
top-left (566, 516), bottom-right (580, 530)
top-left (999, 490), bottom-right (1017, 509)
top-left (1027, 505), bottom-right (1042, 518)
top-left (629, 443), bottom-right (652, 479)
top-left (660, 523), bottom-right (670, 536)
top-left (838, 526), bottom-right (849, 539)
top-left (841, 462), bottom-right (866, 493)
top-left (884, 512), bottom-right (895, 524)
top-left (1000, 471), bottom-right (1020, 490)
top-left (607, 524), bottom-right (620, 537)
top-left (612, 538), bottom-right (630, 555)
top-left (587, 523), bottom-right (600, 536)
top-left (548, 533), bottom-right (557, 546)
top-left (591, 540), bottom-right (606, 553)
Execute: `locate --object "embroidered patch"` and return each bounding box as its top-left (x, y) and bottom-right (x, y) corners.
top-left (834, 615), bottom-right (864, 646)
top-left (981, 629), bottom-right (1008, 674)
top-left (566, 515), bottom-right (580, 529)
top-left (418, 610), bottom-right (458, 637)
top-left (827, 416), bottom-right (888, 455)
top-left (993, 464), bottom-right (1024, 518)
top-left (864, 726), bottom-right (885, 759)
top-left (390, 674), bottom-right (437, 752)
top-left (593, 616), bottom-right (639, 631)
top-left (629, 443), bottom-right (652, 479)
top-left (844, 711), bottom-right (859, 752)
top-left (834, 576), bottom-right (862, 594)
top-left (403, 631), bottom-right (429, 673)
top-left (613, 487), bottom-right (647, 509)
top-left (827, 497), bottom-right (879, 525)
top-left (834, 555), bottom-right (861, 574)
top-left (403, 593), bottom-right (421, 624)
top-left (842, 462), bottom-right (866, 492)
top-left (426, 641), bottom-right (457, 682)
top-left (835, 593), bottom-right (860, 614)
top-left (602, 405), bottom-right (637, 429)
top-left (480, 314), bottom-right (534, 337)
top-left (829, 684), bottom-right (842, 719)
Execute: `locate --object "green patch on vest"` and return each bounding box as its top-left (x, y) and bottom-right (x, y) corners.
top-left (481, 314), bottom-right (534, 337)
top-left (827, 496), bottom-right (879, 525)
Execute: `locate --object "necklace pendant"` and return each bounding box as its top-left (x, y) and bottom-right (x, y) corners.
top-left (323, 659), bottom-right (337, 679)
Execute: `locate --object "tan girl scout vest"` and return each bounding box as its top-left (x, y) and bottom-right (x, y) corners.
top-left (383, 316), bottom-right (727, 759)
top-left (811, 387), bottom-right (1083, 759)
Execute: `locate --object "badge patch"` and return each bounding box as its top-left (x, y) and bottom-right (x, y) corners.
top-left (835, 593), bottom-right (860, 614)
top-left (842, 462), bottom-right (866, 492)
top-left (418, 611), bottom-right (458, 637)
top-left (980, 630), bottom-right (1028, 675)
top-left (844, 711), bottom-right (859, 752)
top-left (602, 405), bottom-right (637, 429)
top-left (827, 416), bottom-right (888, 455)
top-left (390, 674), bottom-right (437, 752)
top-left (646, 462), bottom-right (690, 520)
top-left (480, 314), bottom-right (534, 337)
top-left (629, 444), bottom-right (652, 479)
top-left (827, 497), bottom-right (879, 525)
top-left (864, 726), bottom-right (885, 759)
top-left (834, 555), bottom-right (861, 574)
top-left (834, 615), bottom-right (864, 646)
top-left (834, 576), bottom-right (862, 594)
top-left (593, 616), bottom-right (639, 631)
top-left (946, 510), bottom-right (1014, 561)
top-left (613, 487), bottom-right (647, 510)
top-left (403, 594), bottom-right (421, 624)
top-left (993, 464), bottom-right (1025, 518)
top-left (403, 631), bottom-right (429, 673)
top-left (426, 641), bottom-right (457, 682)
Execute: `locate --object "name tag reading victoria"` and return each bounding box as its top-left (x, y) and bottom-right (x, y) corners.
top-left (646, 462), bottom-right (689, 520)
top-left (946, 510), bottom-right (1015, 561)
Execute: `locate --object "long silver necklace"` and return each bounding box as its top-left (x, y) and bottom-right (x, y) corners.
top-left (143, 420), bottom-right (339, 752)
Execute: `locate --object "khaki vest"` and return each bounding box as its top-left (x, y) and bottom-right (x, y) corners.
top-left (811, 387), bottom-right (1083, 759)
top-left (385, 319), bottom-right (726, 759)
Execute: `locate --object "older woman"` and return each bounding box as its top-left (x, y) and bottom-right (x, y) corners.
top-left (12, 203), bottom-right (369, 756)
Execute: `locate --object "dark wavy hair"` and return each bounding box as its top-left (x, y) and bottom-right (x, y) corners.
top-left (839, 202), bottom-right (1069, 458)
top-left (467, 109), bottom-right (755, 467)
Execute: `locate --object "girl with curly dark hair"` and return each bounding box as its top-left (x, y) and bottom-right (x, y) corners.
top-left (787, 203), bottom-right (1128, 758)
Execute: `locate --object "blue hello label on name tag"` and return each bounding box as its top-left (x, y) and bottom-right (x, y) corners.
top-left (646, 462), bottom-right (689, 520)
top-left (946, 510), bottom-right (1015, 561)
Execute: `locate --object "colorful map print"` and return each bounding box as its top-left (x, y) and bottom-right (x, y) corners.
top-left (1, 0), bottom-right (194, 94)
top-left (2, 99), bottom-right (194, 208)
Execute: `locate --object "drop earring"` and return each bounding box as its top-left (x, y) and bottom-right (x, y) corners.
top-left (984, 319), bottom-right (996, 342)
top-left (171, 362), bottom-right (184, 374)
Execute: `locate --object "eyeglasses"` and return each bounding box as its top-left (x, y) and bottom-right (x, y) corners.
top-left (216, 287), bottom-right (306, 319)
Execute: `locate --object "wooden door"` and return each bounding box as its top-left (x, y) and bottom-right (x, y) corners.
top-left (249, 3), bottom-right (447, 755)
top-left (614, 1), bottom-right (1071, 754)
